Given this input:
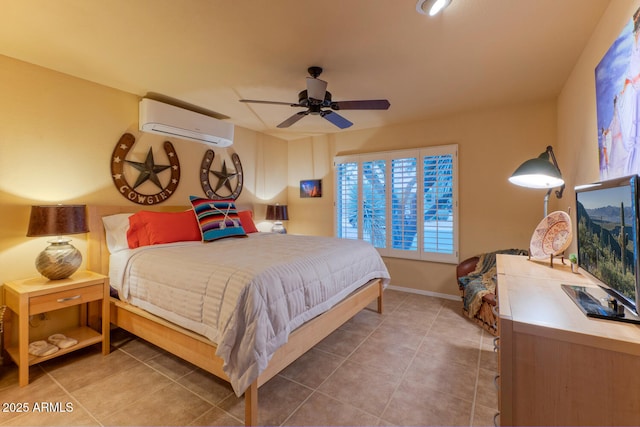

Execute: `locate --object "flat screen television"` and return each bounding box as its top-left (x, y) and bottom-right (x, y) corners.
top-left (567, 175), bottom-right (640, 323)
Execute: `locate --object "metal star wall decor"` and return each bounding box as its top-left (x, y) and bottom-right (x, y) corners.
top-left (212, 160), bottom-right (238, 193)
top-left (200, 150), bottom-right (244, 200)
top-left (111, 133), bottom-right (181, 205)
top-left (126, 147), bottom-right (171, 189)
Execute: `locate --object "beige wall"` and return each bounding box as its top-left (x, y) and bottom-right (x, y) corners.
top-left (0, 55), bottom-right (288, 286)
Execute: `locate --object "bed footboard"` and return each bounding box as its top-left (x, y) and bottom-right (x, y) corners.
top-left (110, 298), bottom-right (229, 380)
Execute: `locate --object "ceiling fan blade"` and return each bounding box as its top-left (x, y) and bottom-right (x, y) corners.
top-left (321, 111), bottom-right (353, 129)
top-left (239, 99), bottom-right (300, 107)
top-left (331, 99), bottom-right (390, 110)
top-left (306, 77), bottom-right (327, 101)
top-left (277, 111), bottom-right (308, 128)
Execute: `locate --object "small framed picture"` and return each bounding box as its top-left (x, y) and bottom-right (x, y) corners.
top-left (300, 179), bottom-right (322, 198)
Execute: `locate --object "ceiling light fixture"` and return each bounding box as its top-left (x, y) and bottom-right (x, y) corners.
top-left (416, 0), bottom-right (452, 16)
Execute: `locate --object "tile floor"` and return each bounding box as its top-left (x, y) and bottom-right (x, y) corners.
top-left (0, 290), bottom-right (498, 426)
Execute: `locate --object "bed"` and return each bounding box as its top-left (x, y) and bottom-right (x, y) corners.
top-left (86, 204), bottom-right (389, 426)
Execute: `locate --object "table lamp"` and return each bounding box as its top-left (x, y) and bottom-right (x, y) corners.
top-left (266, 204), bottom-right (289, 234)
top-left (26, 205), bottom-right (88, 280)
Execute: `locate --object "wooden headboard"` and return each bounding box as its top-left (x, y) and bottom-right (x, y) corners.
top-left (86, 205), bottom-right (186, 275)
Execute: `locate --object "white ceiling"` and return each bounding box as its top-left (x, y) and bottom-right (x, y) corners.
top-left (0, 0), bottom-right (611, 140)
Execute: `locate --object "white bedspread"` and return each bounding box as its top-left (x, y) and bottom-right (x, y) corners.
top-left (109, 233), bottom-right (390, 395)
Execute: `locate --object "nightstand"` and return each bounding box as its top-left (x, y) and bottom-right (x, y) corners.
top-left (2, 271), bottom-right (110, 386)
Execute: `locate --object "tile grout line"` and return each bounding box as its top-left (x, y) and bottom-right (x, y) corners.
top-left (39, 364), bottom-right (105, 427)
top-left (278, 294), bottom-right (409, 426)
top-left (377, 298), bottom-right (442, 423)
top-left (118, 346), bottom-right (244, 425)
top-left (278, 321), bottom-right (383, 426)
top-left (468, 331), bottom-right (487, 427)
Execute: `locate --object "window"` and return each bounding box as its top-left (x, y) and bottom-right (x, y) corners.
top-left (335, 145), bottom-right (458, 263)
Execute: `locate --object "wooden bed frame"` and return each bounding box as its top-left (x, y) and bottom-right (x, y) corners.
top-left (86, 205), bottom-right (384, 426)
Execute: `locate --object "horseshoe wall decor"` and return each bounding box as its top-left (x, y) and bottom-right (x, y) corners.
top-left (111, 133), bottom-right (181, 205)
top-left (200, 149), bottom-right (243, 200)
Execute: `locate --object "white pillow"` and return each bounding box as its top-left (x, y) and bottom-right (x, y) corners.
top-left (102, 213), bottom-right (133, 253)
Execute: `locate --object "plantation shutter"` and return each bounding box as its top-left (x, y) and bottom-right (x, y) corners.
top-left (335, 161), bottom-right (359, 240)
top-left (390, 156), bottom-right (419, 258)
top-left (423, 153), bottom-right (455, 256)
top-left (335, 145), bottom-right (457, 264)
top-left (362, 160), bottom-right (387, 248)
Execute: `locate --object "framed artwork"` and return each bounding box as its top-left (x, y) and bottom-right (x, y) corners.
top-left (300, 179), bottom-right (322, 198)
top-left (595, 7), bottom-right (640, 180)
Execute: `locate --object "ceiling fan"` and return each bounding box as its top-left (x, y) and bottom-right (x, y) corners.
top-left (239, 66), bottom-right (390, 129)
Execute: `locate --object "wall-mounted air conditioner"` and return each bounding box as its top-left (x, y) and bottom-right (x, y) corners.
top-left (139, 98), bottom-right (234, 147)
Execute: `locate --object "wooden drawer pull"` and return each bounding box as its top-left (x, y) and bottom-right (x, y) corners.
top-left (57, 295), bottom-right (81, 303)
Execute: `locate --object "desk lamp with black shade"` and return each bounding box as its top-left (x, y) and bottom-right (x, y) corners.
top-left (508, 145), bottom-right (565, 217)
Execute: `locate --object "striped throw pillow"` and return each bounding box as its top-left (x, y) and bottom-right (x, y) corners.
top-left (189, 196), bottom-right (247, 242)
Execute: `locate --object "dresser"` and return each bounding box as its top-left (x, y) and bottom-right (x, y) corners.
top-left (496, 254), bottom-right (640, 426)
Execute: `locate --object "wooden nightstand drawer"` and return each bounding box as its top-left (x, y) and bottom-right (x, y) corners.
top-left (29, 284), bottom-right (104, 315)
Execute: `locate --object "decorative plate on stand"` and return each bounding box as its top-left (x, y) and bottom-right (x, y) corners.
top-left (529, 210), bottom-right (572, 260)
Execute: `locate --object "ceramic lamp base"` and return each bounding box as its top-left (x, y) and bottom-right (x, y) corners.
top-left (35, 239), bottom-right (82, 280)
top-left (271, 221), bottom-right (287, 234)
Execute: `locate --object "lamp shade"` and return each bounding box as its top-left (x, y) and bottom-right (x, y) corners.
top-left (508, 152), bottom-right (564, 189)
top-left (266, 204), bottom-right (289, 221)
top-left (27, 205), bottom-right (88, 237)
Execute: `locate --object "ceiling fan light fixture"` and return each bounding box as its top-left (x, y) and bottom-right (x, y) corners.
top-left (239, 66), bottom-right (390, 130)
top-left (416, 0), bottom-right (452, 16)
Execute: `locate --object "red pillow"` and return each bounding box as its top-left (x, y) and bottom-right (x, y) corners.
top-left (238, 210), bottom-right (259, 233)
top-left (142, 210), bottom-right (202, 245)
top-left (127, 210), bottom-right (201, 248)
top-left (127, 213), bottom-right (150, 248)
